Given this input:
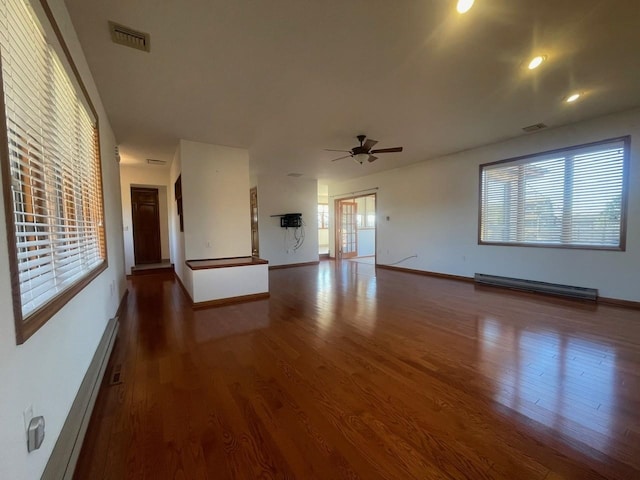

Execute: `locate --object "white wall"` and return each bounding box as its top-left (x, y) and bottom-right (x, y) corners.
top-left (192, 264), bottom-right (268, 303)
top-left (181, 140), bottom-right (251, 260)
top-left (357, 229), bottom-right (375, 256)
top-left (328, 108), bottom-right (640, 302)
top-left (355, 196), bottom-right (375, 256)
top-left (0, 1), bottom-right (126, 478)
top-left (318, 229), bottom-right (329, 249)
top-left (120, 165), bottom-right (170, 274)
top-left (257, 175), bottom-right (319, 266)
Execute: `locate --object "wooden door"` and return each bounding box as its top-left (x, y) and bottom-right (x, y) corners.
top-left (131, 187), bottom-right (161, 264)
top-left (337, 200), bottom-right (358, 259)
top-left (250, 187), bottom-right (259, 256)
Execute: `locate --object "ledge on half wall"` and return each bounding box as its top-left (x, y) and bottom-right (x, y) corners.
top-left (184, 256), bottom-right (270, 309)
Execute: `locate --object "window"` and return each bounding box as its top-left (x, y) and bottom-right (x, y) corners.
top-left (479, 137), bottom-right (629, 250)
top-left (356, 195), bottom-right (376, 229)
top-left (0, 0), bottom-right (106, 343)
top-left (318, 203), bottom-right (328, 229)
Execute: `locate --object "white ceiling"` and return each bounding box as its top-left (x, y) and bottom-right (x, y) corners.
top-left (64, 0), bottom-right (640, 181)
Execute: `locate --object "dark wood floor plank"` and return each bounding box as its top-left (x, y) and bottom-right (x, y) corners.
top-left (75, 262), bottom-right (640, 480)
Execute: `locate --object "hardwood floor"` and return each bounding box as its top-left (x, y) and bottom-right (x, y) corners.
top-left (74, 261), bottom-right (640, 479)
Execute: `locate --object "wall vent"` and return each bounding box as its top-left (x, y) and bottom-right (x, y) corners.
top-left (522, 123), bottom-right (548, 133)
top-left (474, 273), bottom-right (597, 301)
top-left (287, 173), bottom-right (303, 178)
top-left (147, 158), bottom-right (166, 166)
top-left (109, 363), bottom-right (123, 386)
top-left (109, 21), bottom-right (150, 52)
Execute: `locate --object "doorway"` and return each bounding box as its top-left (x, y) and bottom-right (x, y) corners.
top-left (250, 187), bottom-right (259, 256)
top-left (335, 193), bottom-right (376, 262)
top-left (131, 187), bottom-right (162, 264)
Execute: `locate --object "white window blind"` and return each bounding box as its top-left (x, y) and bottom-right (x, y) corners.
top-left (480, 138), bottom-right (628, 249)
top-left (0, 0), bottom-right (105, 322)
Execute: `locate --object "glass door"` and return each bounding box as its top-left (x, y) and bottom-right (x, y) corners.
top-left (337, 200), bottom-right (358, 259)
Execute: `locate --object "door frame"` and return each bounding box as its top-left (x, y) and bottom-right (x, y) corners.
top-left (250, 186), bottom-right (259, 257)
top-left (131, 186), bottom-right (162, 265)
top-left (334, 192), bottom-right (377, 262)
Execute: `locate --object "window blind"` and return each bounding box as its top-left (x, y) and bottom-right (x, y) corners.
top-left (0, 0), bottom-right (105, 321)
top-left (480, 138), bottom-right (627, 249)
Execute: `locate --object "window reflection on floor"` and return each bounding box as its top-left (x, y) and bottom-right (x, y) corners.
top-left (478, 317), bottom-right (615, 455)
top-left (315, 262), bottom-right (378, 335)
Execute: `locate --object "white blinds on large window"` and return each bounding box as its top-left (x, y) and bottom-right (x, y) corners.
top-left (480, 138), bottom-right (627, 249)
top-left (0, 0), bottom-right (105, 319)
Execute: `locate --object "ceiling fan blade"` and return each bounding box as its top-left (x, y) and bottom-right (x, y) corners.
top-left (363, 138), bottom-right (378, 151)
top-left (331, 154), bottom-right (353, 162)
top-left (325, 149), bottom-right (351, 153)
top-left (370, 147), bottom-right (403, 154)
top-left (367, 155), bottom-right (378, 163)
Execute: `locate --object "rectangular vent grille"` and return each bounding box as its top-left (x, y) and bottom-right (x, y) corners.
top-left (147, 158), bottom-right (166, 166)
top-left (109, 21), bottom-right (150, 52)
top-left (109, 364), bottom-right (123, 386)
top-left (522, 123), bottom-right (548, 133)
top-left (474, 273), bottom-right (597, 301)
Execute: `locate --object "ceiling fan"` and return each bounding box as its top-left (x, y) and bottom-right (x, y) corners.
top-left (327, 135), bottom-right (403, 164)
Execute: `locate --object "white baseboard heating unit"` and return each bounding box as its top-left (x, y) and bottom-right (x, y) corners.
top-left (41, 316), bottom-right (119, 480)
top-left (474, 273), bottom-right (598, 301)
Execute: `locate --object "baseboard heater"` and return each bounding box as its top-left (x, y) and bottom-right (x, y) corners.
top-left (41, 316), bottom-right (119, 480)
top-left (474, 273), bottom-right (598, 301)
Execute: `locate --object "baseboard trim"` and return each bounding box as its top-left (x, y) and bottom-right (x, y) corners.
top-left (116, 288), bottom-right (129, 317)
top-left (174, 272), bottom-right (193, 304)
top-left (192, 292), bottom-right (270, 309)
top-left (598, 296), bottom-right (640, 310)
top-left (269, 261), bottom-right (320, 270)
top-left (377, 264), bottom-right (640, 310)
top-left (42, 293), bottom-right (125, 480)
top-left (376, 264), bottom-right (474, 283)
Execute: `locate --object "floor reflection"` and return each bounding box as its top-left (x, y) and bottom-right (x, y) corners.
top-left (313, 261), bottom-right (379, 336)
top-left (478, 317), bottom-right (616, 454)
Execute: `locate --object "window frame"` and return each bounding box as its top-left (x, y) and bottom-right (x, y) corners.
top-left (318, 203), bottom-right (329, 230)
top-left (478, 136), bottom-right (630, 251)
top-left (356, 195), bottom-right (376, 230)
top-left (0, 0), bottom-right (108, 344)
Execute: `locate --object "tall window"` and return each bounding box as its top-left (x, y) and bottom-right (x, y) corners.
top-left (318, 203), bottom-right (328, 229)
top-left (479, 137), bottom-right (629, 250)
top-left (0, 0), bottom-right (106, 343)
top-left (356, 195), bottom-right (376, 229)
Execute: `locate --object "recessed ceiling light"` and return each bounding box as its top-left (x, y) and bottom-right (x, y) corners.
top-left (457, 0), bottom-right (475, 14)
top-left (566, 93), bottom-right (581, 103)
top-left (528, 55), bottom-right (547, 70)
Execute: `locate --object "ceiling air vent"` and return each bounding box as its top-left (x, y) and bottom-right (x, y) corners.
top-left (522, 123), bottom-right (548, 133)
top-left (147, 158), bottom-right (166, 166)
top-left (109, 21), bottom-right (150, 52)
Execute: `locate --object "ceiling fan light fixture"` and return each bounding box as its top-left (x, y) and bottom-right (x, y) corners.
top-left (354, 153), bottom-right (369, 164)
top-left (456, 0), bottom-right (475, 14)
